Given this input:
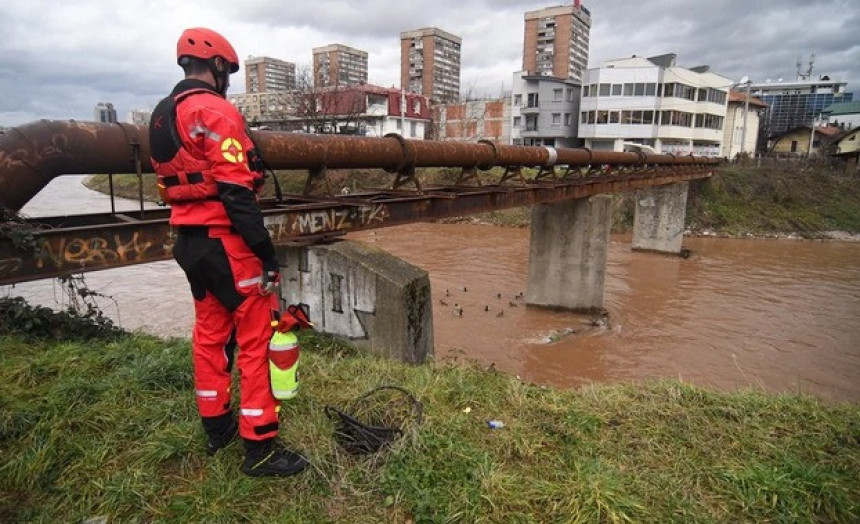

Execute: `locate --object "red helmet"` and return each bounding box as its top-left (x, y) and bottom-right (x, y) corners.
top-left (176, 27), bottom-right (239, 73)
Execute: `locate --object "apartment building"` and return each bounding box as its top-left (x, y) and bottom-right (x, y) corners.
top-left (228, 91), bottom-right (293, 127)
top-left (313, 44), bottom-right (368, 88)
top-left (722, 90), bottom-right (767, 158)
top-left (578, 54), bottom-right (731, 156)
top-left (94, 102), bottom-right (117, 123)
top-left (523, 1), bottom-right (591, 83)
top-left (126, 109), bottom-right (152, 126)
top-left (400, 27), bottom-right (462, 103)
top-left (510, 71), bottom-right (581, 147)
top-left (245, 56), bottom-right (296, 93)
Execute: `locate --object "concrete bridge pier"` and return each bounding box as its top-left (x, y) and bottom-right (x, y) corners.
top-left (276, 241), bottom-right (433, 364)
top-left (632, 182), bottom-right (690, 255)
top-left (526, 195), bottom-right (612, 313)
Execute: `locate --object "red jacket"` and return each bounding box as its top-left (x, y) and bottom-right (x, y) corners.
top-left (149, 79), bottom-right (275, 265)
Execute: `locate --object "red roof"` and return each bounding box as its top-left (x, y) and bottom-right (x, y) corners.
top-left (815, 126), bottom-right (843, 137)
top-left (729, 90), bottom-right (767, 108)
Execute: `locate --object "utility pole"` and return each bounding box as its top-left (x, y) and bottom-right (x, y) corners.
top-left (737, 77), bottom-right (752, 159)
top-left (400, 89), bottom-right (406, 137)
top-left (808, 115), bottom-right (817, 157)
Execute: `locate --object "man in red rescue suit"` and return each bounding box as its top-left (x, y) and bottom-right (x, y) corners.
top-left (148, 27), bottom-right (307, 477)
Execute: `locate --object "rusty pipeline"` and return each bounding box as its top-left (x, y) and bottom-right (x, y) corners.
top-left (1, 119), bottom-right (719, 212)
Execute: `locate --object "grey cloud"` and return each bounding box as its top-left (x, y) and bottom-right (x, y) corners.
top-left (0, 0), bottom-right (857, 126)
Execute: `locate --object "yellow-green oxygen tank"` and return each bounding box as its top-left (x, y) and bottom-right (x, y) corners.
top-left (268, 326), bottom-right (299, 400)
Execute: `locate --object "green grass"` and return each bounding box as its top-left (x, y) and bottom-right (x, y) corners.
top-left (684, 164), bottom-right (860, 236)
top-left (1, 330), bottom-right (858, 522)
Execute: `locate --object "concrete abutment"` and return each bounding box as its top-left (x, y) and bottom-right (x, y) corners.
top-left (276, 241), bottom-right (433, 364)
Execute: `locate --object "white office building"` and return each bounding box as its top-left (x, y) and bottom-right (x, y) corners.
top-left (578, 54), bottom-right (731, 156)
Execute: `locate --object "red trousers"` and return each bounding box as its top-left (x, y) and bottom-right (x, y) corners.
top-left (176, 229), bottom-right (280, 441)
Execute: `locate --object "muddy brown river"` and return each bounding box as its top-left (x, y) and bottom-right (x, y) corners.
top-left (6, 176), bottom-right (859, 402)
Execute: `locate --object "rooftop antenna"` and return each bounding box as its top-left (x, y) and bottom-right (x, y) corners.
top-left (797, 53), bottom-right (815, 81)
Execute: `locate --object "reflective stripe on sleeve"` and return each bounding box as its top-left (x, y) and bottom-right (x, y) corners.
top-left (237, 276), bottom-right (263, 288)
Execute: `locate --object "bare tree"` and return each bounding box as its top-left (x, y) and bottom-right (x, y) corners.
top-left (287, 64), bottom-right (371, 135)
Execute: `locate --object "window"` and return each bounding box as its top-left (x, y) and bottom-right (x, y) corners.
top-left (623, 83), bottom-right (634, 96)
top-left (609, 111), bottom-right (619, 124)
top-left (410, 121), bottom-right (417, 136)
top-left (599, 83), bottom-right (611, 96)
top-left (621, 111), bottom-right (632, 124)
top-left (527, 93), bottom-right (539, 107)
top-left (564, 113), bottom-right (571, 125)
top-left (645, 83), bottom-right (656, 96)
top-left (514, 94), bottom-right (522, 106)
top-left (643, 110), bottom-right (654, 124)
top-left (697, 88), bottom-right (707, 102)
top-left (583, 85), bottom-right (590, 97)
top-left (587, 111), bottom-right (596, 124)
top-left (634, 83), bottom-right (645, 96)
top-left (581, 111), bottom-right (588, 124)
top-left (553, 88), bottom-right (563, 101)
top-left (611, 84), bottom-right (622, 96)
top-left (568, 89), bottom-right (575, 101)
top-left (596, 110), bottom-right (609, 124)
top-left (330, 273), bottom-right (343, 313)
top-left (526, 115), bottom-right (538, 131)
top-left (680, 84), bottom-right (696, 100)
top-left (513, 116), bottom-right (521, 127)
top-left (706, 89), bottom-right (727, 105)
top-left (552, 113), bottom-right (561, 124)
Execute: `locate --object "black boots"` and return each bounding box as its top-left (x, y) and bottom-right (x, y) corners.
top-left (203, 415), bottom-right (308, 477)
top-left (242, 438), bottom-right (309, 477)
top-left (202, 413), bottom-right (238, 456)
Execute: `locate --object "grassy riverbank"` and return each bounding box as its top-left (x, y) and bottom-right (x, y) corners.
top-left (84, 161), bottom-right (860, 237)
top-left (1, 312), bottom-right (858, 521)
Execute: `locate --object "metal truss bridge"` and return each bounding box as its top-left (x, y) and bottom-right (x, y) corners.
top-left (0, 120), bottom-right (718, 284)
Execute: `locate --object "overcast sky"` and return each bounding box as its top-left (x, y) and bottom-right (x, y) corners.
top-left (0, 0), bottom-right (857, 126)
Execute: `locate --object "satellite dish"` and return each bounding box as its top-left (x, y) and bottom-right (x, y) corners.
top-left (739, 75), bottom-right (749, 84)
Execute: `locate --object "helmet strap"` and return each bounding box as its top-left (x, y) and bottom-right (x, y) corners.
top-left (207, 57), bottom-right (230, 97)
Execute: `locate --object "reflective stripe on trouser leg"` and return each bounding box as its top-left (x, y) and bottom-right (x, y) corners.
top-left (192, 292), bottom-right (234, 417)
top-left (235, 293), bottom-right (280, 440)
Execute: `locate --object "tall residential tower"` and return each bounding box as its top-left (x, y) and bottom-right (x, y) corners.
top-left (313, 44), bottom-right (369, 88)
top-left (400, 27), bottom-right (462, 103)
top-left (523, 2), bottom-right (591, 83)
top-left (244, 56), bottom-right (296, 93)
